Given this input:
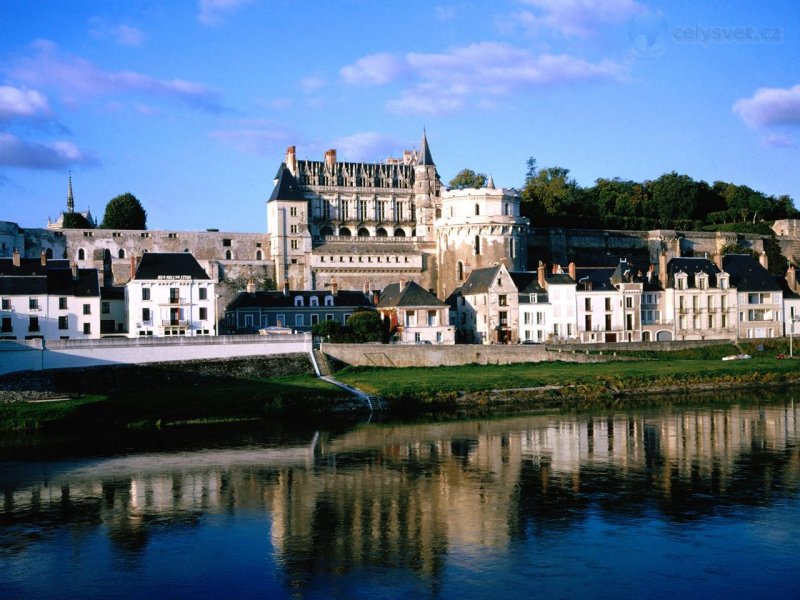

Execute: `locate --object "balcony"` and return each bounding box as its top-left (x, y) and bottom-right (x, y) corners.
top-left (161, 320), bottom-right (189, 328)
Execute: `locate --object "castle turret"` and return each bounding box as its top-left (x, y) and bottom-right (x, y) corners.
top-left (413, 130), bottom-right (441, 241)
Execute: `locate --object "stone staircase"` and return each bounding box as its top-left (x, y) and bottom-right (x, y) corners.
top-left (312, 349), bottom-right (332, 377)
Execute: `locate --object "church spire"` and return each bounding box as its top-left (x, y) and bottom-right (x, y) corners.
top-left (66, 171), bottom-right (74, 213)
top-left (418, 129), bottom-right (434, 166)
top-left (486, 174), bottom-right (495, 189)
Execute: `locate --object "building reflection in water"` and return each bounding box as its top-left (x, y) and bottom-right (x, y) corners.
top-left (1, 399), bottom-right (798, 590)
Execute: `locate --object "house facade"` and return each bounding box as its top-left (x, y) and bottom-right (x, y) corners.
top-left (376, 280), bottom-right (455, 344)
top-left (126, 253), bottom-right (216, 337)
top-left (458, 263), bottom-right (519, 344)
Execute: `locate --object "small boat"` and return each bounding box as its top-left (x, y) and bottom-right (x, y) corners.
top-left (722, 354), bottom-right (751, 361)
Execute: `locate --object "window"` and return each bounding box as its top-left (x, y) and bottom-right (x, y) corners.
top-left (311, 314), bottom-right (319, 325)
top-left (415, 332), bottom-right (421, 342)
top-left (118, 248), bottom-right (126, 259)
top-left (78, 248), bottom-right (85, 260)
top-left (605, 314), bottom-right (612, 331)
top-left (428, 310), bottom-right (437, 326)
top-left (406, 311), bottom-right (417, 327)
top-left (294, 296), bottom-right (304, 307)
top-left (310, 296), bottom-right (319, 307)
top-left (256, 250), bottom-right (263, 260)
top-left (504, 203), bottom-right (509, 216)
top-left (170, 288), bottom-right (180, 304)
top-left (457, 261), bottom-right (464, 281)
top-left (29, 298), bottom-right (40, 310)
top-left (83, 304), bottom-right (91, 315)
top-left (225, 250), bottom-right (232, 260)
top-left (277, 314), bottom-right (286, 327)
top-left (324, 295), bottom-right (334, 307)
top-left (499, 311), bottom-right (508, 327)
top-left (57, 316), bottom-right (68, 330)
top-left (475, 204), bottom-right (480, 216)
top-left (83, 323), bottom-right (91, 334)
top-left (1, 317), bottom-right (11, 332)
top-left (474, 235), bottom-right (481, 255)
top-left (290, 224), bottom-right (298, 234)
top-left (29, 316), bottom-right (39, 332)
top-left (604, 298), bottom-right (611, 311)
top-left (199, 307), bottom-right (208, 320)
top-left (585, 315), bottom-right (592, 331)
top-left (295, 314), bottom-right (304, 326)
top-left (290, 239), bottom-right (299, 250)
top-left (142, 288), bottom-right (150, 301)
top-left (1, 298), bottom-right (9, 310)
top-left (223, 238), bottom-right (232, 247)
top-left (537, 312), bottom-right (544, 325)
top-left (722, 314), bottom-right (728, 328)
top-left (585, 298), bottom-right (591, 311)
top-left (290, 207), bottom-right (298, 217)
top-left (325, 313), bottom-right (334, 321)
top-left (625, 296), bottom-right (633, 309)
top-left (199, 288), bottom-right (207, 300)
top-left (142, 308), bottom-right (151, 322)
top-left (499, 294), bottom-right (507, 307)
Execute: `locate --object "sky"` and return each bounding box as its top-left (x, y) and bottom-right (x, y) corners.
top-left (1, 0), bottom-right (798, 233)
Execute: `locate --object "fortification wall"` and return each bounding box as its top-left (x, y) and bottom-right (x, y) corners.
top-left (0, 334), bottom-right (312, 375)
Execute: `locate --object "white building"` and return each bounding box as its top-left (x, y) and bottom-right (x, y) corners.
top-left (126, 253), bottom-right (216, 337)
top-left (377, 280), bottom-right (455, 344)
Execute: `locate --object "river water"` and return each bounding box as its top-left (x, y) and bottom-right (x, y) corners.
top-left (1, 394), bottom-right (799, 599)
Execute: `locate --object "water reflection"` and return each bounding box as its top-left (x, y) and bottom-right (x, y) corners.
top-left (1, 398), bottom-right (799, 598)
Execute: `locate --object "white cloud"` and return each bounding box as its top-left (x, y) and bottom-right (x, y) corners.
top-left (89, 19), bottom-right (145, 46)
top-left (5, 40), bottom-right (225, 113)
top-left (198, 0), bottom-right (252, 25)
top-left (210, 119), bottom-right (294, 154)
top-left (0, 86), bottom-right (51, 120)
top-left (761, 133), bottom-right (796, 148)
top-left (327, 132), bottom-right (405, 162)
top-left (733, 84), bottom-right (800, 128)
top-left (340, 53), bottom-right (408, 86)
top-left (341, 42), bottom-right (626, 115)
top-left (516, 0), bottom-right (644, 37)
top-left (0, 132), bottom-right (97, 169)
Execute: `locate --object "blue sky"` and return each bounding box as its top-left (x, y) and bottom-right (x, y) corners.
top-left (1, 0), bottom-right (798, 232)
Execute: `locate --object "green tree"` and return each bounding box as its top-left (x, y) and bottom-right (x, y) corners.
top-left (521, 166), bottom-right (585, 225)
top-left (61, 212), bottom-right (92, 229)
top-left (312, 319), bottom-right (342, 341)
top-left (345, 309), bottom-right (383, 343)
top-left (449, 168), bottom-right (487, 189)
top-left (101, 193), bottom-right (147, 229)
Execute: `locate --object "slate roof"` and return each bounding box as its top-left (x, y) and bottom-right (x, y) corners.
top-left (547, 273), bottom-right (576, 285)
top-left (722, 254), bottom-right (781, 292)
top-left (133, 253), bottom-right (210, 280)
top-left (269, 164), bottom-right (307, 202)
top-left (575, 267), bottom-right (617, 291)
top-left (666, 257), bottom-right (720, 288)
top-left (47, 269), bottom-right (99, 297)
top-left (460, 265), bottom-right (502, 295)
top-left (227, 289), bottom-right (372, 310)
top-left (101, 286), bottom-right (125, 300)
top-left (0, 257), bottom-right (48, 276)
top-left (0, 276), bottom-right (46, 296)
top-left (776, 276), bottom-right (800, 299)
top-left (418, 130), bottom-right (435, 166)
top-left (377, 281), bottom-right (445, 308)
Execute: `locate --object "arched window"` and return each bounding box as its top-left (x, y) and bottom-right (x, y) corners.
top-left (339, 227), bottom-right (351, 237)
top-left (310, 296), bottom-right (319, 307)
top-left (475, 204), bottom-right (480, 216)
top-left (256, 250), bottom-right (263, 260)
top-left (394, 228), bottom-right (405, 237)
top-left (118, 248), bottom-right (126, 259)
top-left (457, 261), bottom-right (464, 281)
top-left (358, 228), bottom-right (370, 237)
top-left (376, 228), bottom-right (388, 237)
top-left (504, 203), bottom-right (509, 216)
top-left (78, 248), bottom-right (85, 260)
top-left (474, 236), bottom-right (481, 256)
top-left (225, 250), bottom-right (232, 260)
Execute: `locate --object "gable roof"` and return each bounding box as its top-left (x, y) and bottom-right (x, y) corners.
top-left (377, 281), bottom-right (445, 308)
top-left (722, 254), bottom-right (781, 292)
top-left (0, 276), bottom-right (47, 296)
top-left (460, 265), bottom-right (503, 295)
top-left (269, 163), bottom-right (306, 202)
top-left (0, 257), bottom-right (49, 276)
top-left (132, 253), bottom-right (210, 281)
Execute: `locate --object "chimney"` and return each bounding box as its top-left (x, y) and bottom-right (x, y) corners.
top-left (12, 248), bottom-right (20, 267)
top-left (787, 265), bottom-right (797, 292)
top-left (324, 149), bottom-right (337, 171)
top-left (331, 277), bottom-right (338, 296)
top-left (246, 279), bottom-right (256, 294)
top-left (40, 250), bottom-right (47, 267)
top-left (71, 262), bottom-right (78, 279)
top-left (659, 252), bottom-right (667, 288)
top-left (283, 280), bottom-right (290, 297)
top-left (759, 251), bottom-right (769, 271)
top-left (399, 279), bottom-right (406, 291)
top-left (537, 261), bottom-right (546, 289)
top-left (372, 291), bottom-right (380, 306)
top-left (285, 145), bottom-right (297, 175)
top-left (363, 278), bottom-right (370, 295)
top-left (713, 252), bottom-right (723, 271)
top-left (647, 264), bottom-right (654, 284)
top-left (568, 262), bottom-right (576, 280)
top-left (674, 237), bottom-right (682, 258)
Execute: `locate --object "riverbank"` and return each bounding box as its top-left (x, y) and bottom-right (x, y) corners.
top-left (1, 343), bottom-right (797, 432)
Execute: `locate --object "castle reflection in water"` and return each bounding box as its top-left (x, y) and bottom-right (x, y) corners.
top-left (2, 400), bottom-right (799, 582)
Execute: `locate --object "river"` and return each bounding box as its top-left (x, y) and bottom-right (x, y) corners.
top-left (1, 393), bottom-right (799, 599)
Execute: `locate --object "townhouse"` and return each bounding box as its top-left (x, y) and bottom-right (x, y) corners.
top-left (376, 280), bottom-right (455, 344)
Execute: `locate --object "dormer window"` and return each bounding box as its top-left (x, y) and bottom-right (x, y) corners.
top-left (324, 295), bottom-right (334, 307)
top-left (696, 274), bottom-right (708, 290)
top-left (675, 274), bottom-right (687, 290)
top-left (294, 296), bottom-right (304, 307)
top-left (310, 296), bottom-right (319, 307)
top-left (718, 274), bottom-right (729, 289)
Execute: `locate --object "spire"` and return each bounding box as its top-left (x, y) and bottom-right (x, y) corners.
top-left (486, 175), bottom-right (495, 189)
top-left (418, 129), bottom-right (434, 166)
top-left (66, 171), bottom-right (74, 213)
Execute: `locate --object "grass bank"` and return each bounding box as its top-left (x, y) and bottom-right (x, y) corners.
top-left (0, 373), bottom-right (350, 433)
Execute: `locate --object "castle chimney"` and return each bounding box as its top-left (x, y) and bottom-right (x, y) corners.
top-left (399, 279), bottom-right (406, 291)
top-left (759, 251), bottom-right (769, 271)
top-left (363, 278), bottom-right (370, 295)
top-left (373, 290), bottom-right (380, 306)
top-left (330, 277), bottom-right (338, 296)
top-left (285, 145), bottom-right (297, 175)
top-left (283, 280), bottom-right (290, 296)
top-left (568, 262), bottom-right (576, 281)
top-left (130, 254), bottom-right (137, 279)
top-left (246, 279), bottom-right (256, 294)
top-left (324, 149), bottom-right (337, 171)
top-left (787, 265), bottom-right (797, 292)
top-left (713, 252), bottom-right (723, 270)
top-left (659, 252), bottom-right (668, 288)
top-left (537, 261), bottom-right (546, 289)
top-left (12, 249), bottom-right (20, 267)
top-left (40, 251), bottom-right (47, 267)
top-left (674, 237), bottom-right (682, 258)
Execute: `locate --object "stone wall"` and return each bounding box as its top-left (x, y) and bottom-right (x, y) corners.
top-left (0, 334), bottom-right (312, 375)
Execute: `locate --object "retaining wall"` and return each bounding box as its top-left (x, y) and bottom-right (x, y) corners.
top-left (321, 343), bottom-right (554, 367)
top-left (0, 334), bottom-right (312, 375)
